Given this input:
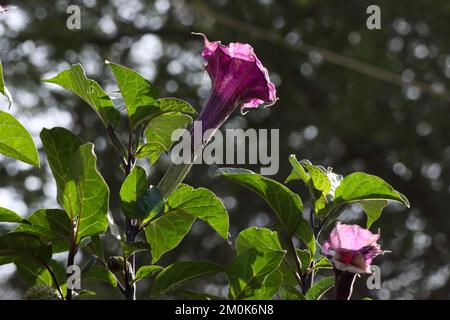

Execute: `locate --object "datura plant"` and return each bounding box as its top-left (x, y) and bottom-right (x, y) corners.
top-left (0, 36), bottom-right (409, 300)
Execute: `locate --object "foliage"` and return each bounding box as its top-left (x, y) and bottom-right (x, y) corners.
top-left (0, 53), bottom-right (409, 299)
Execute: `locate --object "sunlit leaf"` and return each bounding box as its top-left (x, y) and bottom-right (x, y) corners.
top-left (0, 110), bottom-right (40, 167)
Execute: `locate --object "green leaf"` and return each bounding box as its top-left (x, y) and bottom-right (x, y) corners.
top-left (334, 172), bottom-right (410, 206)
top-left (334, 172), bottom-right (410, 225)
top-left (361, 200), bottom-right (389, 228)
top-left (216, 168), bottom-right (303, 235)
top-left (145, 210), bottom-right (195, 263)
top-left (15, 259), bottom-right (66, 288)
top-left (152, 261), bottom-right (223, 296)
top-left (107, 61), bottom-right (159, 127)
top-left (165, 184), bottom-right (229, 240)
top-left (15, 209), bottom-right (71, 252)
top-left (40, 127), bottom-right (83, 204)
top-left (68, 144), bottom-right (110, 242)
top-left (157, 98), bottom-right (196, 114)
top-left (41, 128), bottom-right (109, 244)
top-left (0, 232), bottom-right (52, 265)
top-left (295, 219), bottom-right (316, 255)
top-left (285, 154), bottom-right (309, 184)
top-left (136, 186), bottom-right (165, 222)
top-left (303, 163), bottom-right (331, 195)
top-left (0, 207), bottom-right (28, 224)
top-left (226, 248), bottom-right (285, 300)
top-left (247, 269), bottom-right (283, 300)
top-left (44, 64), bottom-right (120, 128)
top-left (15, 259), bottom-right (53, 286)
top-left (84, 235), bottom-right (105, 261)
top-left (0, 58), bottom-right (13, 107)
top-left (83, 265), bottom-right (117, 287)
top-left (296, 249), bottom-right (311, 273)
top-left (137, 112), bottom-right (192, 164)
top-left (0, 110), bottom-right (40, 166)
top-left (119, 166), bottom-right (149, 220)
top-left (134, 265), bottom-right (163, 284)
top-left (236, 227), bottom-right (283, 255)
top-left (120, 240), bottom-right (151, 259)
top-left (313, 257), bottom-right (333, 270)
top-left (305, 276), bottom-right (335, 300)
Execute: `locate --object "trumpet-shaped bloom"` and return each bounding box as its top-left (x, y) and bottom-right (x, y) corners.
top-left (195, 33), bottom-right (277, 140)
top-left (321, 222), bottom-right (384, 273)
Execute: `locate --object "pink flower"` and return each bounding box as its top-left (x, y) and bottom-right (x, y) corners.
top-left (321, 222), bottom-right (384, 274)
top-left (194, 33), bottom-right (277, 140)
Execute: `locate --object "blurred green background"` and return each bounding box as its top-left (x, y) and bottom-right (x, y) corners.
top-left (1, 0), bottom-right (449, 299)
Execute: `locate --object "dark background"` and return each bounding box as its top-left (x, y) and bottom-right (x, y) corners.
top-left (0, 0), bottom-right (449, 299)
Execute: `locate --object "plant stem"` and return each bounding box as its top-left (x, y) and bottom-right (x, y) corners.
top-left (65, 239), bottom-right (77, 300)
top-left (335, 270), bottom-right (357, 300)
top-left (122, 129), bottom-right (139, 300)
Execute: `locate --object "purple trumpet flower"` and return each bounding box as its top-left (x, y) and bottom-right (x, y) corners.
top-left (194, 33), bottom-right (277, 142)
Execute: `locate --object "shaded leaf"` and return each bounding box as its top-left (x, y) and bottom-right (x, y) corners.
top-left (120, 240), bottom-right (151, 259)
top-left (305, 276), bottom-right (335, 300)
top-left (152, 261), bottom-right (223, 296)
top-left (136, 186), bottom-right (164, 222)
top-left (134, 265), bottom-right (163, 284)
top-left (83, 265), bottom-right (117, 287)
top-left (16, 209), bottom-right (71, 252)
top-left (119, 166), bottom-right (149, 220)
top-left (0, 232), bottom-right (52, 265)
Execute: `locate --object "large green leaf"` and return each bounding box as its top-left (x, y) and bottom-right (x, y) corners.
top-left (0, 207), bottom-right (28, 224)
top-left (0, 110), bottom-right (40, 167)
top-left (0, 232), bottom-right (52, 265)
top-left (334, 172), bottom-right (410, 226)
top-left (69, 143), bottom-right (110, 241)
top-left (305, 276), bottom-right (335, 300)
top-left (217, 168), bottom-right (304, 235)
top-left (334, 172), bottom-right (409, 205)
top-left (145, 210), bottom-right (195, 263)
top-left (44, 64), bottom-right (120, 128)
top-left (0, 58), bottom-right (12, 107)
top-left (119, 166), bottom-right (149, 220)
top-left (40, 127), bottom-right (83, 203)
top-left (165, 184), bottom-right (229, 239)
top-left (236, 227), bottom-right (283, 255)
top-left (41, 128), bottom-right (109, 243)
top-left (15, 209), bottom-right (71, 252)
top-left (226, 247), bottom-right (285, 300)
top-left (137, 111), bottom-right (192, 164)
top-left (152, 261), bottom-right (223, 296)
top-left (107, 61), bottom-right (159, 127)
